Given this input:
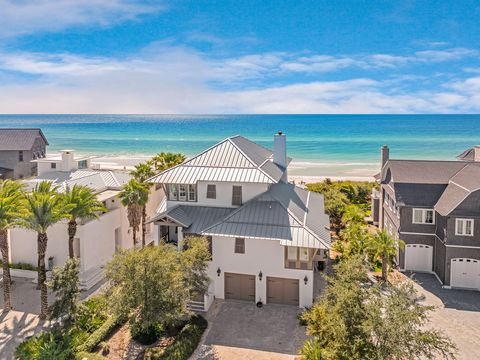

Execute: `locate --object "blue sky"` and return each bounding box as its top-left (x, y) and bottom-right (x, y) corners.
top-left (1, 0), bottom-right (480, 113)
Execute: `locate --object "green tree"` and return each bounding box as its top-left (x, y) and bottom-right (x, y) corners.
top-left (130, 161), bottom-right (155, 247)
top-left (119, 179), bottom-right (149, 248)
top-left (151, 152), bottom-right (186, 172)
top-left (342, 204), bottom-right (366, 225)
top-left (369, 230), bottom-right (405, 281)
top-left (20, 181), bottom-right (71, 319)
top-left (301, 256), bottom-right (456, 360)
top-left (336, 222), bottom-right (371, 258)
top-left (64, 185), bottom-right (106, 258)
top-left (182, 236), bottom-right (211, 295)
top-left (0, 180), bottom-right (25, 311)
top-left (48, 258), bottom-right (81, 326)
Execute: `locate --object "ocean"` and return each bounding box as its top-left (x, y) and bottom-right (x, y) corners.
top-left (1, 114), bottom-right (479, 178)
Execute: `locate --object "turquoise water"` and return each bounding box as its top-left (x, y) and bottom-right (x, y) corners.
top-left (1, 114), bottom-right (479, 177)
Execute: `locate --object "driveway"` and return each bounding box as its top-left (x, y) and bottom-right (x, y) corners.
top-left (192, 300), bottom-right (307, 360)
top-left (409, 272), bottom-right (480, 360)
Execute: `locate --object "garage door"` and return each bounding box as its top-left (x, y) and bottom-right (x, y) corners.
top-left (405, 244), bottom-right (433, 272)
top-left (224, 273), bottom-right (255, 301)
top-left (451, 258), bottom-right (480, 290)
top-left (267, 277), bottom-right (299, 306)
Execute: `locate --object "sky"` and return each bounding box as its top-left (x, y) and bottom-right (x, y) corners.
top-left (1, 0), bottom-right (480, 114)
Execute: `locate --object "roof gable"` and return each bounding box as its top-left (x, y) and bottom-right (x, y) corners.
top-left (0, 128), bottom-right (49, 151)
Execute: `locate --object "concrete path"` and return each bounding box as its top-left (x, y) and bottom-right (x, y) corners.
top-left (409, 273), bottom-right (480, 360)
top-left (192, 300), bottom-right (306, 360)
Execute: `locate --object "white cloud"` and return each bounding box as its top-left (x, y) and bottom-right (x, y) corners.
top-left (0, 0), bottom-right (162, 37)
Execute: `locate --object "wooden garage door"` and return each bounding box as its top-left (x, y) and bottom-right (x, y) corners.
top-left (225, 273), bottom-right (255, 301)
top-left (267, 277), bottom-right (299, 306)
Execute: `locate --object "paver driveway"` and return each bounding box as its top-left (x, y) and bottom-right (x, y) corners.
top-left (193, 300), bottom-right (307, 360)
top-left (409, 272), bottom-right (480, 360)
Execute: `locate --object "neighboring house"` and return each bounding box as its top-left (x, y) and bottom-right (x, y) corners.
top-left (148, 132), bottom-right (331, 310)
top-left (376, 145), bottom-right (480, 291)
top-left (9, 150), bottom-right (163, 289)
top-left (0, 128), bottom-right (48, 179)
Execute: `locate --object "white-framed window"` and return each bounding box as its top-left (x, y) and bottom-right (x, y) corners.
top-left (287, 246), bottom-right (297, 261)
top-left (78, 160), bottom-right (88, 169)
top-left (167, 184), bottom-right (196, 202)
top-left (51, 162), bottom-right (57, 169)
top-left (188, 184), bottom-right (196, 201)
top-left (412, 208), bottom-right (435, 224)
top-left (455, 218), bottom-right (474, 236)
top-left (206, 184), bottom-right (216, 199)
top-left (299, 247), bottom-right (309, 262)
top-left (168, 184), bottom-right (178, 200)
top-left (178, 184), bottom-right (187, 201)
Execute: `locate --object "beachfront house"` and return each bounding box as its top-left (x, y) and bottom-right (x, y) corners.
top-left (376, 145), bottom-right (480, 291)
top-left (8, 150), bottom-right (163, 289)
top-left (147, 132), bottom-right (331, 311)
top-left (0, 128), bottom-right (48, 180)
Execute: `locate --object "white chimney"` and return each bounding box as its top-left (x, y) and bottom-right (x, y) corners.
top-left (475, 146), bottom-right (480, 162)
top-left (274, 131), bottom-right (287, 182)
top-left (60, 150), bottom-right (76, 172)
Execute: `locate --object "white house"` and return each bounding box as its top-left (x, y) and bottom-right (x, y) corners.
top-left (9, 150), bottom-right (163, 289)
top-left (148, 132), bottom-right (331, 310)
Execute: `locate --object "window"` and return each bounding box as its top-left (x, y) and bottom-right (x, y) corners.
top-left (285, 246), bottom-right (313, 270)
top-left (206, 184), bottom-right (216, 199)
top-left (188, 184), bottom-right (196, 201)
top-left (412, 208), bottom-right (435, 224)
top-left (232, 186), bottom-right (242, 206)
top-left (234, 238), bottom-right (245, 254)
top-left (51, 163), bottom-right (57, 169)
top-left (287, 246), bottom-right (297, 261)
top-left (168, 184), bottom-right (178, 200)
top-left (178, 184), bottom-right (187, 201)
top-left (18, 151), bottom-right (24, 162)
top-left (78, 160), bottom-right (87, 169)
top-left (456, 219), bottom-right (474, 236)
top-left (299, 247), bottom-right (309, 262)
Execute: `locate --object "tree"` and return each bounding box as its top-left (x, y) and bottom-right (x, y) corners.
top-left (0, 180), bottom-right (25, 311)
top-left (20, 181), bottom-right (71, 320)
top-left (130, 161), bottom-right (155, 247)
top-left (119, 179), bottom-right (149, 248)
top-left (342, 204), bottom-right (366, 225)
top-left (48, 258), bottom-right (81, 327)
top-left (369, 230), bottom-right (405, 281)
top-left (301, 256), bottom-right (456, 360)
top-left (335, 222), bottom-right (371, 258)
top-left (151, 152), bottom-right (185, 172)
top-left (64, 185), bottom-right (106, 258)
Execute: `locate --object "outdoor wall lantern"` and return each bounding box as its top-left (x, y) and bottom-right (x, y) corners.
top-left (217, 267), bottom-right (221, 277)
top-left (304, 275), bottom-right (308, 285)
top-left (258, 271), bottom-right (263, 281)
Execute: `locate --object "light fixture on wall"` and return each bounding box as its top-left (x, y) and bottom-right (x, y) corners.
top-left (217, 267), bottom-right (221, 277)
top-left (258, 271), bottom-right (263, 281)
top-left (304, 275), bottom-right (308, 285)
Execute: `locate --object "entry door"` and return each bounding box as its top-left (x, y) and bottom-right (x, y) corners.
top-left (451, 258), bottom-right (480, 290)
top-left (404, 244), bottom-right (433, 272)
top-left (224, 273), bottom-right (256, 301)
top-left (267, 277), bottom-right (299, 306)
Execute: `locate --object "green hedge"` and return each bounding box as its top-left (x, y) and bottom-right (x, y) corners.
top-left (0, 260), bottom-right (38, 271)
top-left (148, 315), bottom-right (208, 360)
top-left (76, 315), bottom-right (125, 353)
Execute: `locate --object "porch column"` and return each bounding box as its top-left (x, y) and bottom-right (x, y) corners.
top-left (177, 227), bottom-right (184, 250)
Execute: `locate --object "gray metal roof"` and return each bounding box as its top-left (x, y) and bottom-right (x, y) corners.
top-left (394, 183), bottom-right (447, 207)
top-left (383, 160), bottom-right (467, 184)
top-left (456, 147), bottom-right (476, 161)
top-left (0, 128), bottom-right (49, 150)
top-left (148, 136), bottom-right (287, 184)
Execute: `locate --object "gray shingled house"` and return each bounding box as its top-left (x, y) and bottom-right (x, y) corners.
top-left (377, 145), bottom-right (480, 291)
top-left (0, 128), bottom-right (48, 179)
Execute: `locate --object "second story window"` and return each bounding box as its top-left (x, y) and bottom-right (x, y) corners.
top-left (18, 151), bottom-right (24, 162)
top-left (412, 208), bottom-right (435, 224)
top-left (455, 219), bottom-right (474, 236)
top-left (178, 184), bottom-right (187, 201)
top-left (234, 238), bottom-right (245, 254)
top-left (168, 184), bottom-right (178, 200)
top-left (167, 184), bottom-right (197, 202)
top-left (206, 184), bottom-right (216, 199)
top-left (232, 185), bottom-right (242, 206)
top-left (188, 184), bottom-right (196, 201)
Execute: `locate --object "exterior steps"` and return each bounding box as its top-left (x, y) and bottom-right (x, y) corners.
top-left (188, 300), bottom-right (206, 312)
top-left (80, 267), bottom-right (105, 290)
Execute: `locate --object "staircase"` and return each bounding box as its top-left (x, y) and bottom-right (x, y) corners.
top-left (188, 300), bottom-right (206, 312)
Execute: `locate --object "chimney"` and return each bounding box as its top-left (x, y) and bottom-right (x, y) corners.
top-left (274, 131), bottom-right (287, 181)
top-left (475, 146), bottom-right (480, 162)
top-left (381, 145), bottom-right (389, 168)
top-left (61, 150), bottom-right (76, 171)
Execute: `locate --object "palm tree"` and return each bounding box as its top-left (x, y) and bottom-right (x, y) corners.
top-left (20, 181), bottom-right (71, 319)
top-left (369, 230), bottom-right (405, 282)
top-left (152, 152), bottom-right (186, 172)
top-left (119, 179), bottom-right (149, 248)
top-left (131, 162), bottom-right (155, 247)
top-left (64, 185), bottom-right (106, 258)
top-left (0, 180), bottom-right (25, 311)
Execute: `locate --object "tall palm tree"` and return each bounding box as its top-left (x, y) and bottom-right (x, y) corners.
top-left (64, 185), bottom-right (106, 258)
top-left (20, 181), bottom-right (71, 319)
top-left (152, 152), bottom-right (186, 172)
top-left (119, 179), bottom-right (149, 248)
top-left (0, 180), bottom-right (25, 311)
top-left (131, 162), bottom-right (155, 247)
top-left (369, 230), bottom-right (405, 282)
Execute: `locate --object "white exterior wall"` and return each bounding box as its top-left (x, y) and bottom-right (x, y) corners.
top-left (207, 236), bottom-right (314, 308)
top-left (166, 181), bottom-right (269, 209)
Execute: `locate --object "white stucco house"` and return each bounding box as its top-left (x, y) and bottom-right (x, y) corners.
top-left (8, 150), bottom-right (163, 289)
top-left (148, 132), bottom-right (331, 310)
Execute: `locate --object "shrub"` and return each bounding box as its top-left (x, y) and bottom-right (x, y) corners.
top-left (131, 321), bottom-right (164, 345)
top-left (0, 260), bottom-right (38, 271)
top-left (76, 315), bottom-right (124, 353)
top-left (151, 315), bottom-right (208, 360)
top-left (76, 296), bottom-right (109, 333)
top-left (75, 352), bottom-right (106, 360)
top-left (15, 330), bottom-right (74, 360)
